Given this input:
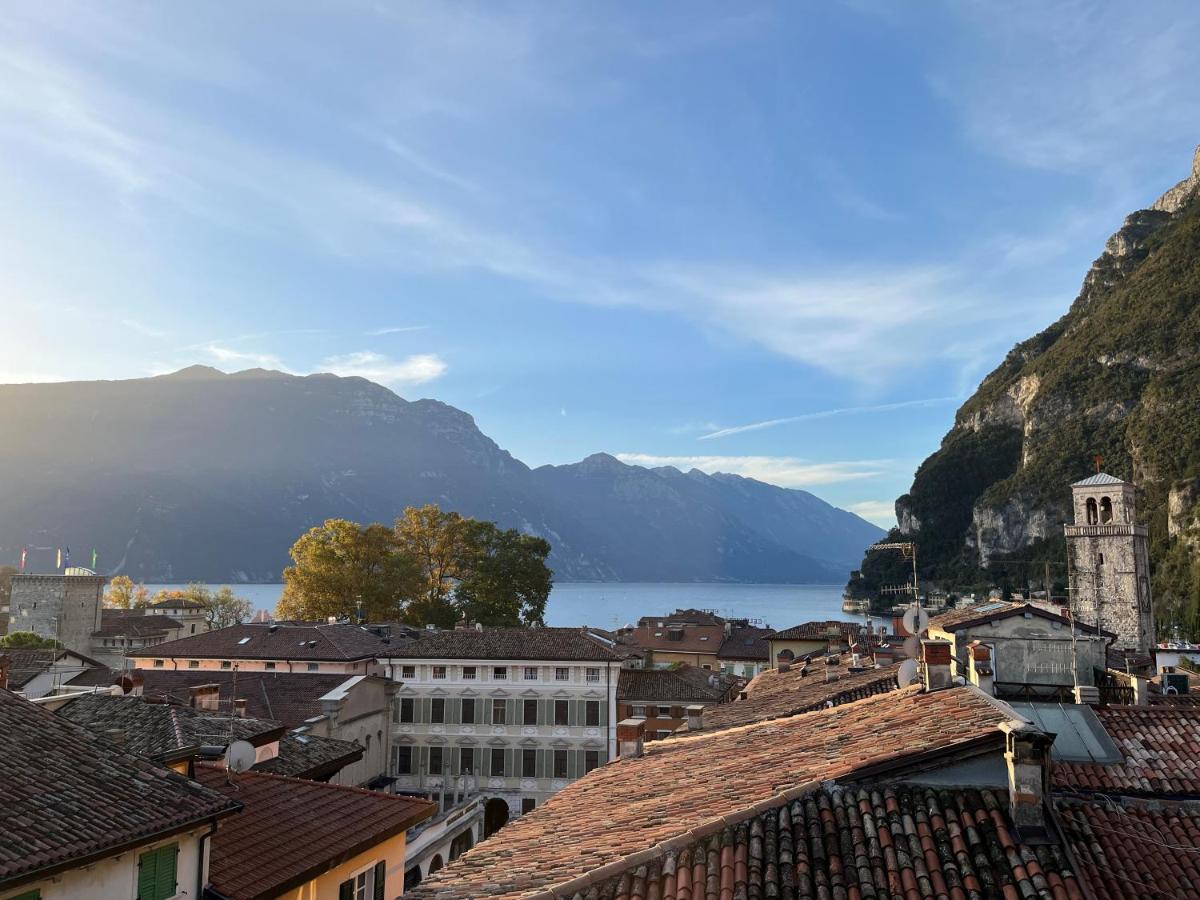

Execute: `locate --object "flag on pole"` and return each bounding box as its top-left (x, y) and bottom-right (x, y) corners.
top-left (91, 548), bottom-right (98, 570)
top-left (64, 547), bottom-right (70, 567)
top-left (19, 546), bottom-right (27, 571)
top-left (56, 548), bottom-right (62, 569)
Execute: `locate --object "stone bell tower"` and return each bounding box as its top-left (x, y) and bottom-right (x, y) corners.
top-left (1064, 473), bottom-right (1154, 653)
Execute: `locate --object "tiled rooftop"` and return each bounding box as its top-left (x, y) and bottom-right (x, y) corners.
top-left (408, 685), bottom-right (1018, 899)
top-left (1056, 796), bottom-right (1200, 899)
top-left (1054, 705), bottom-right (1200, 796)
top-left (195, 765), bottom-right (436, 900)
top-left (716, 625), bottom-right (773, 661)
top-left (381, 626), bottom-right (622, 661)
top-left (767, 619), bottom-right (872, 643)
top-left (93, 608), bottom-right (183, 638)
top-left (616, 665), bottom-right (737, 703)
top-left (1, 647), bottom-right (105, 690)
top-left (697, 655), bottom-right (899, 733)
top-left (136, 621), bottom-right (400, 661)
top-left (137, 668), bottom-right (356, 727)
top-left (617, 621), bottom-right (729, 656)
top-left (0, 688), bottom-right (238, 890)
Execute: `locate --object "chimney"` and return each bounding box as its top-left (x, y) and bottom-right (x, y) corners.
top-left (1073, 685), bottom-right (1100, 706)
top-left (617, 718), bottom-right (645, 759)
top-left (233, 699), bottom-right (248, 718)
top-left (776, 652), bottom-right (792, 673)
top-left (999, 722), bottom-right (1054, 840)
top-left (129, 671), bottom-right (145, 698)
top-left (189, 683), bottom-right (221, 711)
top-left (967, 641), bottom-right (994, 695)
top-left (1132, 674), bottom-right (1152, 706)
top-left (0, 653), bottom-right (10, 691)
top-left (920, 639), bottom-right (954, 692)
top-left (685, 704), bottom-right (704, 732)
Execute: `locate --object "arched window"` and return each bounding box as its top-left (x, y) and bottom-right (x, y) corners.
top-left (1086, 498), bottom-right (1098, 524)
top-left (1100, 497), bottom-right (1113, 523)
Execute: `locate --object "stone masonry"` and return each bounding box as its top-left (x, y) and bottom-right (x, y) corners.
top-left (7, 574), bottom-right (105, 654)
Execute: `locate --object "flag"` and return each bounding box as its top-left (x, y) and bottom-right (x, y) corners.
top-left (56, 548), bottom-right (62, 569)
top-left (19, 546), bottom-right (27, 571)
top-left (64, 547), bottom-right (70, 567)
top-left (91, 548), bottom-right (98, 570)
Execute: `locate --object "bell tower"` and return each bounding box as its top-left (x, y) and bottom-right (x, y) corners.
top-left (1065, 473), bottom-right (1154, 653)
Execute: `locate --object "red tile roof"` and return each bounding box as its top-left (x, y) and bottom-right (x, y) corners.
top-left (1054, 705), bottom-right (1200, 796)
top-left (1056, 796), bottom-right (1200, 899)
top-left (382, 626), bottom-right (622, 661)
top-left (93, 608), bottom-right (183, 638)
top-left (195, 765), bottom-right (436, 900)
top-left (0, 688), bottom-right (239, 891)
top-left (623, 622), bottom-right (728, 655)
top-left (137, 668), bottom-right (358, 727)
top-left (767, 619), bottom-right (872, 644)
top-left (616, 665), bottom-right (738, 704)
top-left (716, 625), bottom-right (773, 661)
top-left (137, 621), bottom-right (397, 661)
top-left (697, 656), bottom-right (900, 732)
top-left (409, 685), bottom-right (1019, 899)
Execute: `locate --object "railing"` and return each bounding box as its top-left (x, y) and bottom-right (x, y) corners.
top-left (993, 682), bottom-right (1075, 703)
top-left (1064, 523), bottom-right (1148, 537)
top-left (1097, 685), bottom-right (1135, 706)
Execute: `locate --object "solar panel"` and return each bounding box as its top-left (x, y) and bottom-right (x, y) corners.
top-left (1008, 702), bottom-right (1122, 764)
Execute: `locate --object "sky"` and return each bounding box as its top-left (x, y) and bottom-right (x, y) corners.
top-left (2, 1), bottom-right (1199, 527)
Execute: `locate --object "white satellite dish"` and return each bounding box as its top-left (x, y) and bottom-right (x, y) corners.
top-left (901, 635), bottom-right (920, 660)
top-left (902, 606), bottom-right (929, 636)
top-left (897, 659), bottom-right (920, 687)
top-left (225, 740), bottom-right (257, 773)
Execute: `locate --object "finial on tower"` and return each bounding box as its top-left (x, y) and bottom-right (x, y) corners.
top-left (1093, 454), bottom-right (1104, 474)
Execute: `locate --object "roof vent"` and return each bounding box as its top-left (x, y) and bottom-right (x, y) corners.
top-left (268, 624), bottom-right (279, 633)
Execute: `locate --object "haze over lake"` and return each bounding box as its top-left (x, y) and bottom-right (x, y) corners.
top-left (146, 582), bottom-right (856, 630)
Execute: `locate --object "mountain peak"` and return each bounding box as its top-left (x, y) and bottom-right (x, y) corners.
top-left (158, 364), bottom-right (226, 380)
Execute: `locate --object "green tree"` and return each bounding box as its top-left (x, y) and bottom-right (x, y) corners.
top-left (104, 575), bottom-right (150, 609)
top-left (0, 630), bottom-right (60, 649)
top-left (455, 523), bottom-right (551, 626)
top-left (153, 583), bottom-right (253, 629)
top-left (279, 520), bottom-right (420, 622)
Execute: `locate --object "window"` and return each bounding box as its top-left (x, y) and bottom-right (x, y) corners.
top-left (188, 660), bottom-right (199, 669)
top-left (701, 664), bottom-right (712, 671)
top-left (433, 665), bottom-right (447, 679)
top-left (1098, 552), bottom-right (1105, 566)
top-left (338, 861), bottom-right (385, 900)
top-left (586, 701), bottom-right (601, 727)
top-left (553, 749), bottom-right (568, 778)
top-left (398, 697), bottom-right (415, 723)
top-left (657, 706), bottom-right (672, 718)
top-left (394, 745), bottom-right (412, 774)
top-left (656, 730), bottom-right (673, 740)
top-left (137, 843), bottom-right (178, 900)
top-left (190, 624), bottom-right (196, 634)
top-left (461, 698), bottom-right (475, 724)
top-left (220, 661), bottom-right (231, 670)
top-left (306, 662), bottom-right (319, 672)
top-left (667, 629), bottom-right (684, 642)
top-left (265, 661), bottom-right (276, 670)
top-left (1100, 496), bottom-right (1114, 524)
top-left (586, 667), bottom-right (601, 683)
top-left (521, 798), bottom-right (536, 814)
top-left (431, 698), bottom-right (445, 724)
top-left (523, 699), bottom-right (538, 725)
top-left (554, 699), bottom-right (569, 726)
top-left (493, 666), bottom-right (508, 680)
top-left (585, 750), bottom-right (602, 773)
top-left (522, 748), bottom-right (537, 777)
top-left (524, 666), bottom-right (539, 680)
top-left (401, 665), bottom-right (416, 679)
top-left (429, 746), bottom-right (444, 775)
top-left (462, 665), bottom-right (477, 680)
top-left (492, 699), bottom-right (507, 724)
top-left (460, 746), bottom-right (475, 774)
top-left (555, 666), bottom-right (570, 681)
top-left (153, 659), bottom-right (164, 668)
top-left (491, 747), bottom-right (505, 776)
top-left (631, 704), bottom-right (647, 718)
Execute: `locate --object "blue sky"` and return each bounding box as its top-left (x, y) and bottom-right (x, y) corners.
top-left (2, 2), bottom-right (1199, 527)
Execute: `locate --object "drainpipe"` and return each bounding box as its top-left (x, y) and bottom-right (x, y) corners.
top-left (196, 816), bottom-right (220, 899)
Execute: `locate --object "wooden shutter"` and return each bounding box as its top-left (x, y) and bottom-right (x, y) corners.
top-left (137, 848), bottom-right (156, 900)
top-left (373, 861), bottom-right (387, 900)
top-left (155, 845), bottom-right (177, 900)
top-left (339, 877), bottom-right (354, 900)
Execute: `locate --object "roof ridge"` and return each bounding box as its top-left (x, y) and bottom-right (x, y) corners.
top-left (199, 761), bottom-right (429, 801)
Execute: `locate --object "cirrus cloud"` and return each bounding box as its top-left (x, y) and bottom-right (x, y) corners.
top-left (614, 453), bottom-right (888, 488)
top-left (318, 350), bottom-right (447, 386)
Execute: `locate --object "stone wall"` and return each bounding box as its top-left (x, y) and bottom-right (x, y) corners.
top-left (8, 575), bottom-right (104, 654)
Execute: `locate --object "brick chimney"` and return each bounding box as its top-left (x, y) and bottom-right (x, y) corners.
top-left (233, 699), bottom-right (248, 718)
top-left (616, 718), bottom-right (645, 759)
top-left (920, 639), bottom-right (954, 692)
top-left (129, 671), bottom-right (144, 698)
top-left (967, 641), bottom-right (994, 694)
top-left (999, 722), bottom-right (1054, 840)
top-left (776, 652), bottom-right (792, 673)
top-left (0, 653), bottom-right (10, 691)
top-left (189, 683), bottom-right (221, 711)
top-left (685, 704), bottom-right (704, 732)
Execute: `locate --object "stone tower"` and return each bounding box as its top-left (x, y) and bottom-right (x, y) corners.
top-left (1064, 473), bottom-right (1154, 653)
top-left (6, 572), bottom-right (105, 654)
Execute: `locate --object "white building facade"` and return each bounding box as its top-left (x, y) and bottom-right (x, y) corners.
top-left (379, 627), bottom-right (623, 830)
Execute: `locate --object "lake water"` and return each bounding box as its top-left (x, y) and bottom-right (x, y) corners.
top-left (145, 582), bottom-right (855, 630)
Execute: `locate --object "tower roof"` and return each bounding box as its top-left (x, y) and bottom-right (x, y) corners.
top-left (1072, 472), bottom-right (1128, 487)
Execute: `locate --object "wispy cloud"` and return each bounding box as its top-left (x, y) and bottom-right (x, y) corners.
top-left (366, 325), bottom-right (429, 336)
top-left (318, 351), bottom-right (447, 386)
top-left (699, 397), bottom-right (958, 441)
top-left (847, 500), bottom-right (897, 528)
top-left (614, 453), bottom-right (888, 488)
top-left (203, 344), bottom-right (288, 371)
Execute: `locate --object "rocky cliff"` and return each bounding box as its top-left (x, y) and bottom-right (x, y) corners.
top-left (854, 146), bottom-right (1200, 624)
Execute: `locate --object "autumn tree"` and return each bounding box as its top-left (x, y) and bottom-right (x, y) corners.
top-left (394, 505), bottom-right (474, 627)
top-left (104, 575), bottom-right (150, 609)
top-left (278, 519), bottom-right (420, 622)
top-left (152, 583), bottom-right (253, 629)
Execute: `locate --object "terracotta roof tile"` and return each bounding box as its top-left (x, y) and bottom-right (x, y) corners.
top-left (0, 688), bottom-right (238, 890)
top-left (617, 666), bottom-right (738, 703)
top-left (382, 626), bottom-right (622, 661)
top-left (409, 685), bottom-right (1019, 899)
top-left (766, 620), bottom-right (872, 643)
top-left (139, 621), bottom-right (399, 661)
top-left (1, 648), bottom-right (106, 689)
top-left (716, 626), bottom-right (774, 661)
top-left (195, 765), bottom-right (436, 899)
top-left (93, 609), bottom-right (183, 638)
top-left (136, 668), bottom-right (357, 727)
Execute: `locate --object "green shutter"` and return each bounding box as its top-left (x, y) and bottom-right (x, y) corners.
top-left (10, 890), bottom-right (41, 900)
top-left (137, 848), bottom-right (156, 900)
top-left (137, 844), bottom-right (177, 900)
top-left (339, 877), bottom-right (354, 900)
top-left (374, 860), bottom-right (387, 900)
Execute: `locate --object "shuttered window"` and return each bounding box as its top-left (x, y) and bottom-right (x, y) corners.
top-left (137, 843), bottom-right (178, 900)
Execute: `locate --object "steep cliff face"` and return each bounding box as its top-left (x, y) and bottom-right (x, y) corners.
top-left (857, 146), bottom-right (1200, 595)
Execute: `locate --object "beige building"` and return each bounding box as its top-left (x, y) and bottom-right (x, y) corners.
top-left (766, 620), bottom-right (870, 667)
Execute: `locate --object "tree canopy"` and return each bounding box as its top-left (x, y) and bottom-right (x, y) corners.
top-left (103, 575), bottom-right (150, 609)
top-left (278, 505), bottom-right (552, 627)
top-left (0, 630), bottom-right (60, 649)
top-left (151, 583), bottom-right (253, 628)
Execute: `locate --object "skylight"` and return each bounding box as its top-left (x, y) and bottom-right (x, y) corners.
top-left (237, 637), bottom-right (251, 645)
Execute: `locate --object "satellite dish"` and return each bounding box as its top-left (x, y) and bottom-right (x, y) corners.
top-left (902, 607), bottom-right (929, 636)
top-left (897, 659), bottom-right (920, 687)
top-left (226, 740), bottom-right (257, 773)
top-left (901, 635), bottom-right (920, 659)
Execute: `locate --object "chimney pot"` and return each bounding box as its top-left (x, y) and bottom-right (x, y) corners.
top-left (616, 718), bottom-right (645, 758)
top-left (233, 699), bottom-right (248, 718)
top-left (685, 704), bottom-right (704, 731)
top-left (967, 641), bottom-right (994, 695)
top-left (920, 639), bottom-right (954, 692)
top-left (999, 722), bottom-right (1054, 840)
top-left (776, 652), bottom-right (792, 673)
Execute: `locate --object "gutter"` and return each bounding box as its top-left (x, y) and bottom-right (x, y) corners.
top-left (196, 815), bottom-right (221, 900)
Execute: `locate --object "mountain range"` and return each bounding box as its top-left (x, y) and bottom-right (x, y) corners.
top-left (852, 145), bottom-right (1200, 621)
top-left (0, 366), bottom-right (882, 583)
